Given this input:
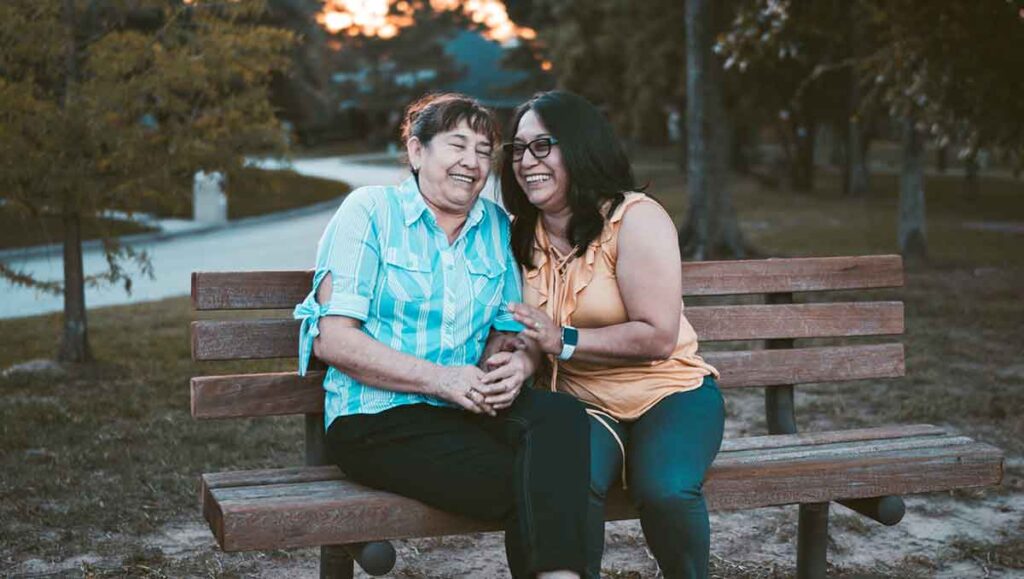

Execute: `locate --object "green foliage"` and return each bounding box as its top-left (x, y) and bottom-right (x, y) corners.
top-left (0, 0), bottom-right (294, 292)
top-left (516, 0), bottom-right (686, 143)
top-left (719, 0), bottom-right (1024, 163)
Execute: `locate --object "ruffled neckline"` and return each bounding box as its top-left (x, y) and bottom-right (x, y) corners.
top-left (523, 192), bottom-right (648, 324)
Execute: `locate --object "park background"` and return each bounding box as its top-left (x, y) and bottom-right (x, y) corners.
top-left (1, 0), bottom-right (1022, 577)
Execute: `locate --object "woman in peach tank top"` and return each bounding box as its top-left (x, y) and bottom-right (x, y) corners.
top-left (499, 91), bottom-right (725, 579)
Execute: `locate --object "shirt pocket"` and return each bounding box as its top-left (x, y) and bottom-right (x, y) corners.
top-left (467, 259), bottom-right (506, 308)
top-left (382, 248), bottom-right (434, 302)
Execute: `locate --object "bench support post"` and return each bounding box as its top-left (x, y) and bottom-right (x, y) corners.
top-left (306, 413), bottom-right (398, 577)
top-left (765, 384), bottom-right (797, 434)
top-left (321, 545), bottom-right (355, 579)
top-left (765, 293), bottom-right (832, 579)
top-left (307, 413), bottom-right (356, 579)
top-left (305, 412), bottom-right (329, 465)
top-left (763, 294), bottom-right (798, 437)
top-left (797, 502), bottom-right (829, 579)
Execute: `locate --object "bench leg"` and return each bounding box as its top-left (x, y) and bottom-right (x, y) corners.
top-left (796, 502), bottom-right (829, 579)
top-left (320, 545), bottom-right (354, 579)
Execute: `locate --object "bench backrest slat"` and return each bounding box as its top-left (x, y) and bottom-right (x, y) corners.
top-left (191, 255), bottom-right (903, 311)
top-left (190, 254), bottom-right (906, 421)
top-left (190, 343), bottom-right (904, 419)
top-left (191, 302), bottom-right (904, 362)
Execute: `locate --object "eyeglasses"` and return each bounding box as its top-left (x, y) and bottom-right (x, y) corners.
top-left (502, 137), bottom-right (559, 162)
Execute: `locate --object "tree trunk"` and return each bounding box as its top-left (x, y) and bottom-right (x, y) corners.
top-left (844, 7), bottom-right (870, 196)
top-left (899, 116), bottom-right (927, 262)
top-left (963, 150), bottom-right (980, 199)
top-left (679, 0), bottom-right (745, 260)
top-left (791, 119), bottom-right (816, 192)
top-left (677, 99), bottom-right (688, 175)
top-left (56, 0), bottom-right (92, 363)
top-left (935, 144), bottom-right (948, 173)
top-left (58, 209), bottom-right (93, 362)
top-left (815, 123), bottom-right (840, 168)
top-left (730, 122), bottom-right (753, 175)
top-left (846, 115), bottom-right (870, 196)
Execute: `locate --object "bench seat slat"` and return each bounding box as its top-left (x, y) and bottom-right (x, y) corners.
top-left (191, 256), bottom-right (904, 310)
top-left (191, 343), bottom-right (905, 419)
top-left (202, 429), bottom-right (1002, 551)
top-left (200, 424), bottom-right (950, 492)
top-left (191, 303), bottom-right (904, 361)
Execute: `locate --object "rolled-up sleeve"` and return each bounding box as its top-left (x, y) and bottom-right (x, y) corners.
top-left (492, 260), bottom-right (525, 333)
top-left (294, 188), bottom-right (381, 375)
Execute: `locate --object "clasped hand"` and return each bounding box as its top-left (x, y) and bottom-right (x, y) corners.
top-left (436, 345), bottom-right (531, 416)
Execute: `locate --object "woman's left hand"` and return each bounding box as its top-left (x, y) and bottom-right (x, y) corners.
top-left (510, 302), bottom-right (562, 356)
top-left (480, 350), bottom-right (532, 410)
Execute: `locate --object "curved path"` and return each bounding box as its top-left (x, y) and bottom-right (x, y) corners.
top-left (0, 157), bottom-right (413, 319)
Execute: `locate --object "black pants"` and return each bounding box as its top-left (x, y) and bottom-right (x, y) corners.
top-left (326, 387), bottom-right (589, 577)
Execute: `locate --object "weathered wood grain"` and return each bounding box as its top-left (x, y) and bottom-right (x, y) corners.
top-left (191, 303), bottom-right (904, 361)
top-left (687, 302), bottom-right (904, 341)
top-left (191, 372), bottom-right (325, 419)
top-left (198, 425), bottom-right (948, 494)
top-left (190, 344), bottom-right (904, 419)
top-left (203, 430), bottom-right (1002, 551)
top-left (680, 255), bottom-right (904, 296)
top-left (192, 271), bottom-right (314, 311)
top-left (190, 256), bottom-right (904, 311)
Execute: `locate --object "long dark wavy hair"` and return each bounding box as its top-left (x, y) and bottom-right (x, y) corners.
top-left (501, 91), bottom-right (641, 270)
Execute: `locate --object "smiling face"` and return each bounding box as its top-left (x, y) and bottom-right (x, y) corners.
top-left (513, 110), bottom-right (570, 214)
top-left (408, 118), bottom-right (494, 215)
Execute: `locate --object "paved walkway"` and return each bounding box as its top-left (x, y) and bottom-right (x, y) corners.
top-left (0, 156), bottom-right (412, 319)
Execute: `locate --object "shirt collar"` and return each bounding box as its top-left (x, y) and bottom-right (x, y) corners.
top-left (400, 175), bottom-right (487, 234)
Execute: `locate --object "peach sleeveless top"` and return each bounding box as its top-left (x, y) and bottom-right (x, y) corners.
top-left (523, 193), bottom-right (718, 421)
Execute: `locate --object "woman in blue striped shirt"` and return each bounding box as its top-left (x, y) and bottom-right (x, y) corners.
top-left (294, 93), bottom-right (588, 578)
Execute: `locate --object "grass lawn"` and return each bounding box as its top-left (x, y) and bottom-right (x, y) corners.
top-left (1, 162), bottom-right (1022, 577)
top-left (0, 168), bottom-right (350, 250)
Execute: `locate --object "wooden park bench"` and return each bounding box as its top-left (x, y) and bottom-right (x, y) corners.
top-left (189, 254), bottom-right (1004, 578)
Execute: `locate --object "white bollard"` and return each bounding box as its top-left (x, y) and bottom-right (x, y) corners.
top-left (193, 170), bottom-right (227, 224)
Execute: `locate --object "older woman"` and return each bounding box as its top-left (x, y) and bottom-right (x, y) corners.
top-left (294, 93), bottom-right (588, 579)
top-left (501, 91), bottom-right (725, 579)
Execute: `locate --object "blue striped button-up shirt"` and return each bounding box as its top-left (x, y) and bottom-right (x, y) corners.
top-left (294, 177), bottom-right (523, 428)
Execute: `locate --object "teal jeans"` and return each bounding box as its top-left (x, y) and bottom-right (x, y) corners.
top-left (586, 375), bottom-right (725, 579)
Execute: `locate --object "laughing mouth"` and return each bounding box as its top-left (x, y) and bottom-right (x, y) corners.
top-left (449, 172), bottom-right (476, 184)
top-left (524, 174), bottom-right (552, 184)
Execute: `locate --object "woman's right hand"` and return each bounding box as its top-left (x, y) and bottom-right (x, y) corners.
top-left (432, 365), bottom-right (499, 416)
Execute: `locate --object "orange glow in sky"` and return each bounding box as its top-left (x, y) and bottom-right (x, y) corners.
top-left (316, 0), bottom-right (536, 43)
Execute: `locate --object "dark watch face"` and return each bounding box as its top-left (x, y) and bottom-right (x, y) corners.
top-left (562, 326), bottom-right (579, 346)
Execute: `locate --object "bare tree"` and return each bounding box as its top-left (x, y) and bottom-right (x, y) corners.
top-left (899, 116), bottom-right (927, 261)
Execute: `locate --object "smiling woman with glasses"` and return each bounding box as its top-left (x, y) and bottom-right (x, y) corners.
top-left (503, 136), bottom-right (560, 161)
top-left (500, 90), bottom-right (724, 579)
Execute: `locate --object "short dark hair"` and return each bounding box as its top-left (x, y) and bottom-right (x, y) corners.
top-left (400, 93), bottom-right (500, 160)
top-left (501, 90), bottom-right (641, 269)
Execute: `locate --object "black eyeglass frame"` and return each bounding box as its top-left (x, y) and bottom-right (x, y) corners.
top-left (502, 137), bottom-right (560, 161)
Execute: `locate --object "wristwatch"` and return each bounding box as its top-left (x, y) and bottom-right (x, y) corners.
top-left (558, 325), bottom-right (579, 360)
